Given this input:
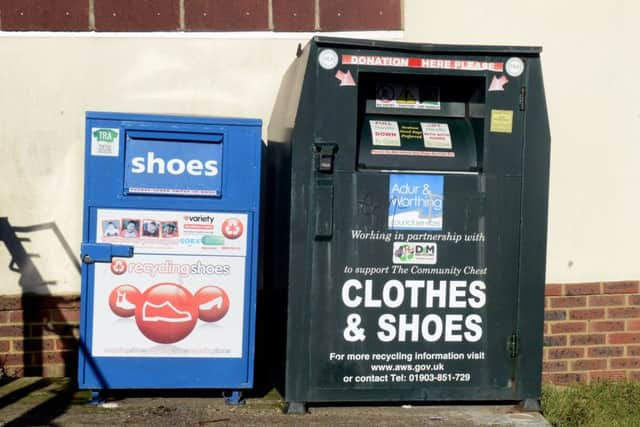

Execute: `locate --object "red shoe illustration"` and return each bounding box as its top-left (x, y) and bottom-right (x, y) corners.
top-left (199, 296), bottom-right (223, 310)
top-left (195, 286), bottom-right (230, 322)
top-left (109, 285), bottom-right (141, 318)
top-left (116, 289), bottom-right (136, 311)
top-left (142, 300), bottom-right (193, 323)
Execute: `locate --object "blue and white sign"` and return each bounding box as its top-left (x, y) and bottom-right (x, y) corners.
top-left (124, 138), bottom-right (222, 196)
top-left (388, 174), bottom-right (444, 230)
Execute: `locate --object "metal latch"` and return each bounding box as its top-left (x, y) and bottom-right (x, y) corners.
top-left (314, 143), bottom-right (338, 173)
top-left (80, 243), bottom-right (134, 264)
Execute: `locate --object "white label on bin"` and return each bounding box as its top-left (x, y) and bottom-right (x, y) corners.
top-left (370, 120), bottom-right (401, 146)
top-left (392, 242), bottom-right (438, 264)
top-left (505, 57), bottom-right (525, 77)
top-left (92, 208), bottom-right (248, 358)
top-left (375, 83), bottom-right (440, 110)
top-left (319, 49), bottom-right (339, 70)
top-left (91, 127), bottom-right (119, 157)
top-left (421, 123), bottom-right (452, 149)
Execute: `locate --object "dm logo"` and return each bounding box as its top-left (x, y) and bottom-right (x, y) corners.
top-left (392, 242), bottom-right (437, 265)
top-left (93, 128), bottom-right (118, 143)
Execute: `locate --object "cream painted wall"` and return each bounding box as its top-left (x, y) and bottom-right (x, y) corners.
top-left (0, 1), bottom-right (638, 295)
top-left (0, 37), bottom-right (308, 295)
top-left (405, 0), bottom-right (640, 283)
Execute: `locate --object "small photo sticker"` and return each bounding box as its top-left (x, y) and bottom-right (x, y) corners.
top-left (142, 220), bottom-right (160, 238)
top-left (102, 220), bottom-right (120, 238)
top-left (161, 221), bottom-right (179, 238)
top-left (120, 219), bottom-right (140, 238)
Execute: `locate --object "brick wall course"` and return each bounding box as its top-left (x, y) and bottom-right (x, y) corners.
top-left (0, 0), bottom-right (402, 32)
top-left (185, 0), bottom-right (269, 31)
top-left (95, 0), bottom-right (180, 31)
top-left (0, 0), bottom-right (89, 31)
top-left (273, 0), bottom-right (315, 31)
top-left (544, 281), bottom-right (640, 384)
top-left (319, 0), bottom-right (401, 31)
top-left (4, 280), bottom-right (640, 386)
top-left (0, 296), bottom-right (79, 378)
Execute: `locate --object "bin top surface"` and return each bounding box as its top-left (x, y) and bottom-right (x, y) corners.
top-left (312, 36), bottom-right (542, 56)
top-left (86, 111), bottom-right (262, 126)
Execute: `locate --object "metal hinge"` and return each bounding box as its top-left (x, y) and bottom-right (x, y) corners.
top-left (519, 87), bottom-right (527, 111)
top-left (507, 334), bottom-right (519, 359)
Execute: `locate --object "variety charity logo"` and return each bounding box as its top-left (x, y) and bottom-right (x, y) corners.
top-left (108, 276), bottom-right (230, 344)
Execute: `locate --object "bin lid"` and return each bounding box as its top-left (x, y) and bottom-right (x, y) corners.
top-left (313, 36), bottom-right (542, 56)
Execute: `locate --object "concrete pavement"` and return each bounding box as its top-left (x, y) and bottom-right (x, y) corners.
top-left (0, 378), bottom-right (550, 426)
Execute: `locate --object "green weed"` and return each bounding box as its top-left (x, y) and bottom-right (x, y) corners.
top-left (542, 381), bottom-right (640, 426)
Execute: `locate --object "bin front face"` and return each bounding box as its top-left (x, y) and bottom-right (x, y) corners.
top-left (79, 112), bottom-right (262, 389)
top-left (275, 39), bottom-right (549, 403)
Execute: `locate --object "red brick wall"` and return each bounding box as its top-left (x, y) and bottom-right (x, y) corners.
top-left (543, 281), bottom-right (640, 384)
top-left (0, 0), bottom-right (402, 31)
top-left (4, 282), bottom-right (640, 381)
top-left (0, 295), bottom-right (80, 378)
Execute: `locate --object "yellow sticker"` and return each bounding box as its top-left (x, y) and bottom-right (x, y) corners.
top-left (490, 109), bottom-right (514, 133)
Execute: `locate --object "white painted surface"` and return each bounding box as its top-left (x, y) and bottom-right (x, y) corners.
top-left (1, 1), bottom-right (638, 295)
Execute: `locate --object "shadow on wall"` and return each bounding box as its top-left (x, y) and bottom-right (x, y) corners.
top-left (0, 217), bottom-right (83, 380)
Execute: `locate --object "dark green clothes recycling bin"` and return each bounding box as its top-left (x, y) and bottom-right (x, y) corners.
top-left (266, 37), bottom-right (550, 411)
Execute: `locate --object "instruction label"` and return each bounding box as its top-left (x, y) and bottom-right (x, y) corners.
top-left (375, 83), bottom-right (440, 110)
top-left (370, 120), bottom-right (401, 146)
top-left (421, 123), bottom-right (452, 149)
top-left (490, 110), bottom-right (514, 133)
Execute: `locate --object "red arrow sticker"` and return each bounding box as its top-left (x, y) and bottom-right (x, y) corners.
top-left (335, 70), bottom-right (356, 87)
top-left (488, 75), bottom-right (509, 92)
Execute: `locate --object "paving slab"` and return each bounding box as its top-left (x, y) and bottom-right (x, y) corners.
top-left (0, 378), bottom-right (550, 426)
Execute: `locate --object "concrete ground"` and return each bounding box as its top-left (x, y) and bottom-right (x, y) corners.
top-left (0, 378), bottom-right (550, 426)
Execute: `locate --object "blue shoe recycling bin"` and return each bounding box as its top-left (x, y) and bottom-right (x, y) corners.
top-left (78, 112), bottom-right (262, 399)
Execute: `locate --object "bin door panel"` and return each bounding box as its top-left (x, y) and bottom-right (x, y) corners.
top-left (304, 171), bottom-right (520, 400)
top-left (79, 207), bottom-right (254, 388)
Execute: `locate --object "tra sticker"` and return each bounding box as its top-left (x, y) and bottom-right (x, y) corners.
top-left (490, 110), bottom-right (514, 133)
top-left (421, 123), bottom-right (452, 149)
top-left (393, 242), bottom-right (437, 264)
top-left (370, 120), bottom-right (401, 146)
top-left (91, 127), bottom-right (119, 157)
top-left (388, 174), bottom-right (444, 231)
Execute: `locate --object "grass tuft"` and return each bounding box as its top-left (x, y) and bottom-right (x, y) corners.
top-left (542, 381), bottom-right (640, 427)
